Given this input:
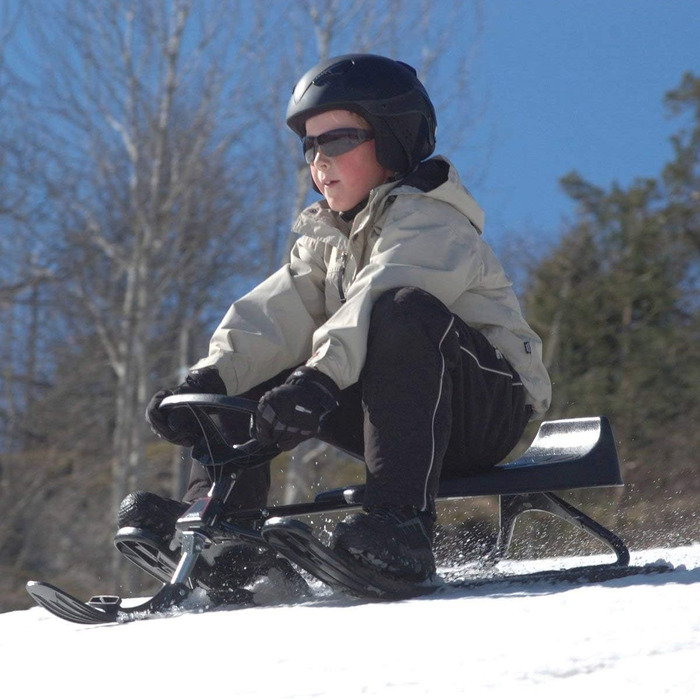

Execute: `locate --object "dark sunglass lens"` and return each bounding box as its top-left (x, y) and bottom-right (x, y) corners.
top-left (321, 132), bottom-right (361, 158)
top-left (303, 129), bottom-right (371, 164)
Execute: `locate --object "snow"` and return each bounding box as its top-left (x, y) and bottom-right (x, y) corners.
top-left (3, 545), bottom-right (699, 699)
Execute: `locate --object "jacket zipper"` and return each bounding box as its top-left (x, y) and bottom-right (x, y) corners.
top-left (337, 252), bottom-right (348, 304)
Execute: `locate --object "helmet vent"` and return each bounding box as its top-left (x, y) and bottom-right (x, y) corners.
top-left (313, 60), bottom-right (355, 87)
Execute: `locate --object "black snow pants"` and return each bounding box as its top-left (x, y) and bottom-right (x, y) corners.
top-left (184, 287), bottom-right (531, 513)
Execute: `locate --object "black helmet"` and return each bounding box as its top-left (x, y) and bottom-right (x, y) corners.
top-left (286, 53), bottom-right (437, 174)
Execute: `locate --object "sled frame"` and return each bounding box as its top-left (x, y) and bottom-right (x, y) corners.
top-left (26, 403), bottom-right (634, 624)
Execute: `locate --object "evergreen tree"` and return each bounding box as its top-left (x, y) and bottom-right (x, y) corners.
top-left (525, 74), bottom-right (700, 541)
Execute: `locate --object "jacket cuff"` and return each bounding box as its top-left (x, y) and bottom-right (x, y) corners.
top-left (286, 366), bottom-right (340, 411)
top-left (185, 367), bottom-right (227, 395)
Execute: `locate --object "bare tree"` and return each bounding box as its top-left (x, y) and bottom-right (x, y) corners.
top-left (16, 0), bottom-right (273, 579)
top-left (1, 0), bottom-right (485, 602)
top-left (0, 1), bottom-right (53, 452)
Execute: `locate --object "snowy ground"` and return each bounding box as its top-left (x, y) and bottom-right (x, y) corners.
top-left (2, 544), bottom-right (699, 699)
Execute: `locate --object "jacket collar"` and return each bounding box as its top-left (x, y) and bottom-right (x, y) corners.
top-left (292, 156), bottom-right (484, 241)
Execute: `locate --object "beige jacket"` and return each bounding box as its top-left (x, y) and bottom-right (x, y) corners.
top-left (192, 157), bottom-right (551, 419)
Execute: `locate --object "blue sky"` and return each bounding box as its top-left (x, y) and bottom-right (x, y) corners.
top-left (4, 1), bottom-right (696, 251)
top-left (452, 1), bottom-right (700, 244)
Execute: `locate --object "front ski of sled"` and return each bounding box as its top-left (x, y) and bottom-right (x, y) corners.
top-left (26, 579), bottom-right (254, 625)
top-left (26, 581), bottom-right (122, 624)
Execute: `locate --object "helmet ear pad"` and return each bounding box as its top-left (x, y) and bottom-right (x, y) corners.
top-left (371, 113), bottom-right (435, 173)
top-left (371, 116), bottom-right (410, 173)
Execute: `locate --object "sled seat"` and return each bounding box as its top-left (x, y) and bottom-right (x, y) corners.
top-left (317, 417), bottom-right (621, 503)
top-left (315, 417), bottom-right (630, 566)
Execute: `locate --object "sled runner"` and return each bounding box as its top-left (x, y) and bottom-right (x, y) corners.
top-left (27, 394), bottom-right (666, 624)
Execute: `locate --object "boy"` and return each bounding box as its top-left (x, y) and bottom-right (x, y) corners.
top-left (120, 54), bottom-right (551, 586)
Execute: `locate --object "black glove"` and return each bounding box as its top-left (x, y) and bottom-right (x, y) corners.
top-left (146, 367), bottom-right (227, 447)
top-left (256, 367), bottom-right (340, 451)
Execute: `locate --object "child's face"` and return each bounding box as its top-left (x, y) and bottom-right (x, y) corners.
top-left (305, 110), bottom-right (393, 213)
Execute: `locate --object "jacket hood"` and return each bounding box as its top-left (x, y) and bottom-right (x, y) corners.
top-left (392, 156), bottom-right (484, 234)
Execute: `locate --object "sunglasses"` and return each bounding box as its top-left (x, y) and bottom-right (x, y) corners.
top-left (302, 128), bottom-right (374, 164)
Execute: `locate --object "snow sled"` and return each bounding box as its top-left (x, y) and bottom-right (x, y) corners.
top-left (27, 394), bottom-right (663, 624)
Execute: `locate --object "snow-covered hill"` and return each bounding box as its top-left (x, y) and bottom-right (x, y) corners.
top-left (2, 545), bottom-right (699, 699)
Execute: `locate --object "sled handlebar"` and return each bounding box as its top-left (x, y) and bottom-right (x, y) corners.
top-left (159, 393), bottom-right (280, 470)
top-left (159, 393), bottom-right (259, 414)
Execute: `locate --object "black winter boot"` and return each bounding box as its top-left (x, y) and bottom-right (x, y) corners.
top-left (117, 491), bottom-right (302, 592)
top-left (331, 505), bottom-right (436, 582)
top-left (117, 491), bottom-right (188, 541)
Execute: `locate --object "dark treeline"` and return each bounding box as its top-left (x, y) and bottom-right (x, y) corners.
top-left (1, 1), bottom-right (698, 611)
top-left (522, 72), bottom-right (700, 551)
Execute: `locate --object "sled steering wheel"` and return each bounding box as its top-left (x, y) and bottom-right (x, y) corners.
top-left (159, 393), bottom-right (280, 471)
